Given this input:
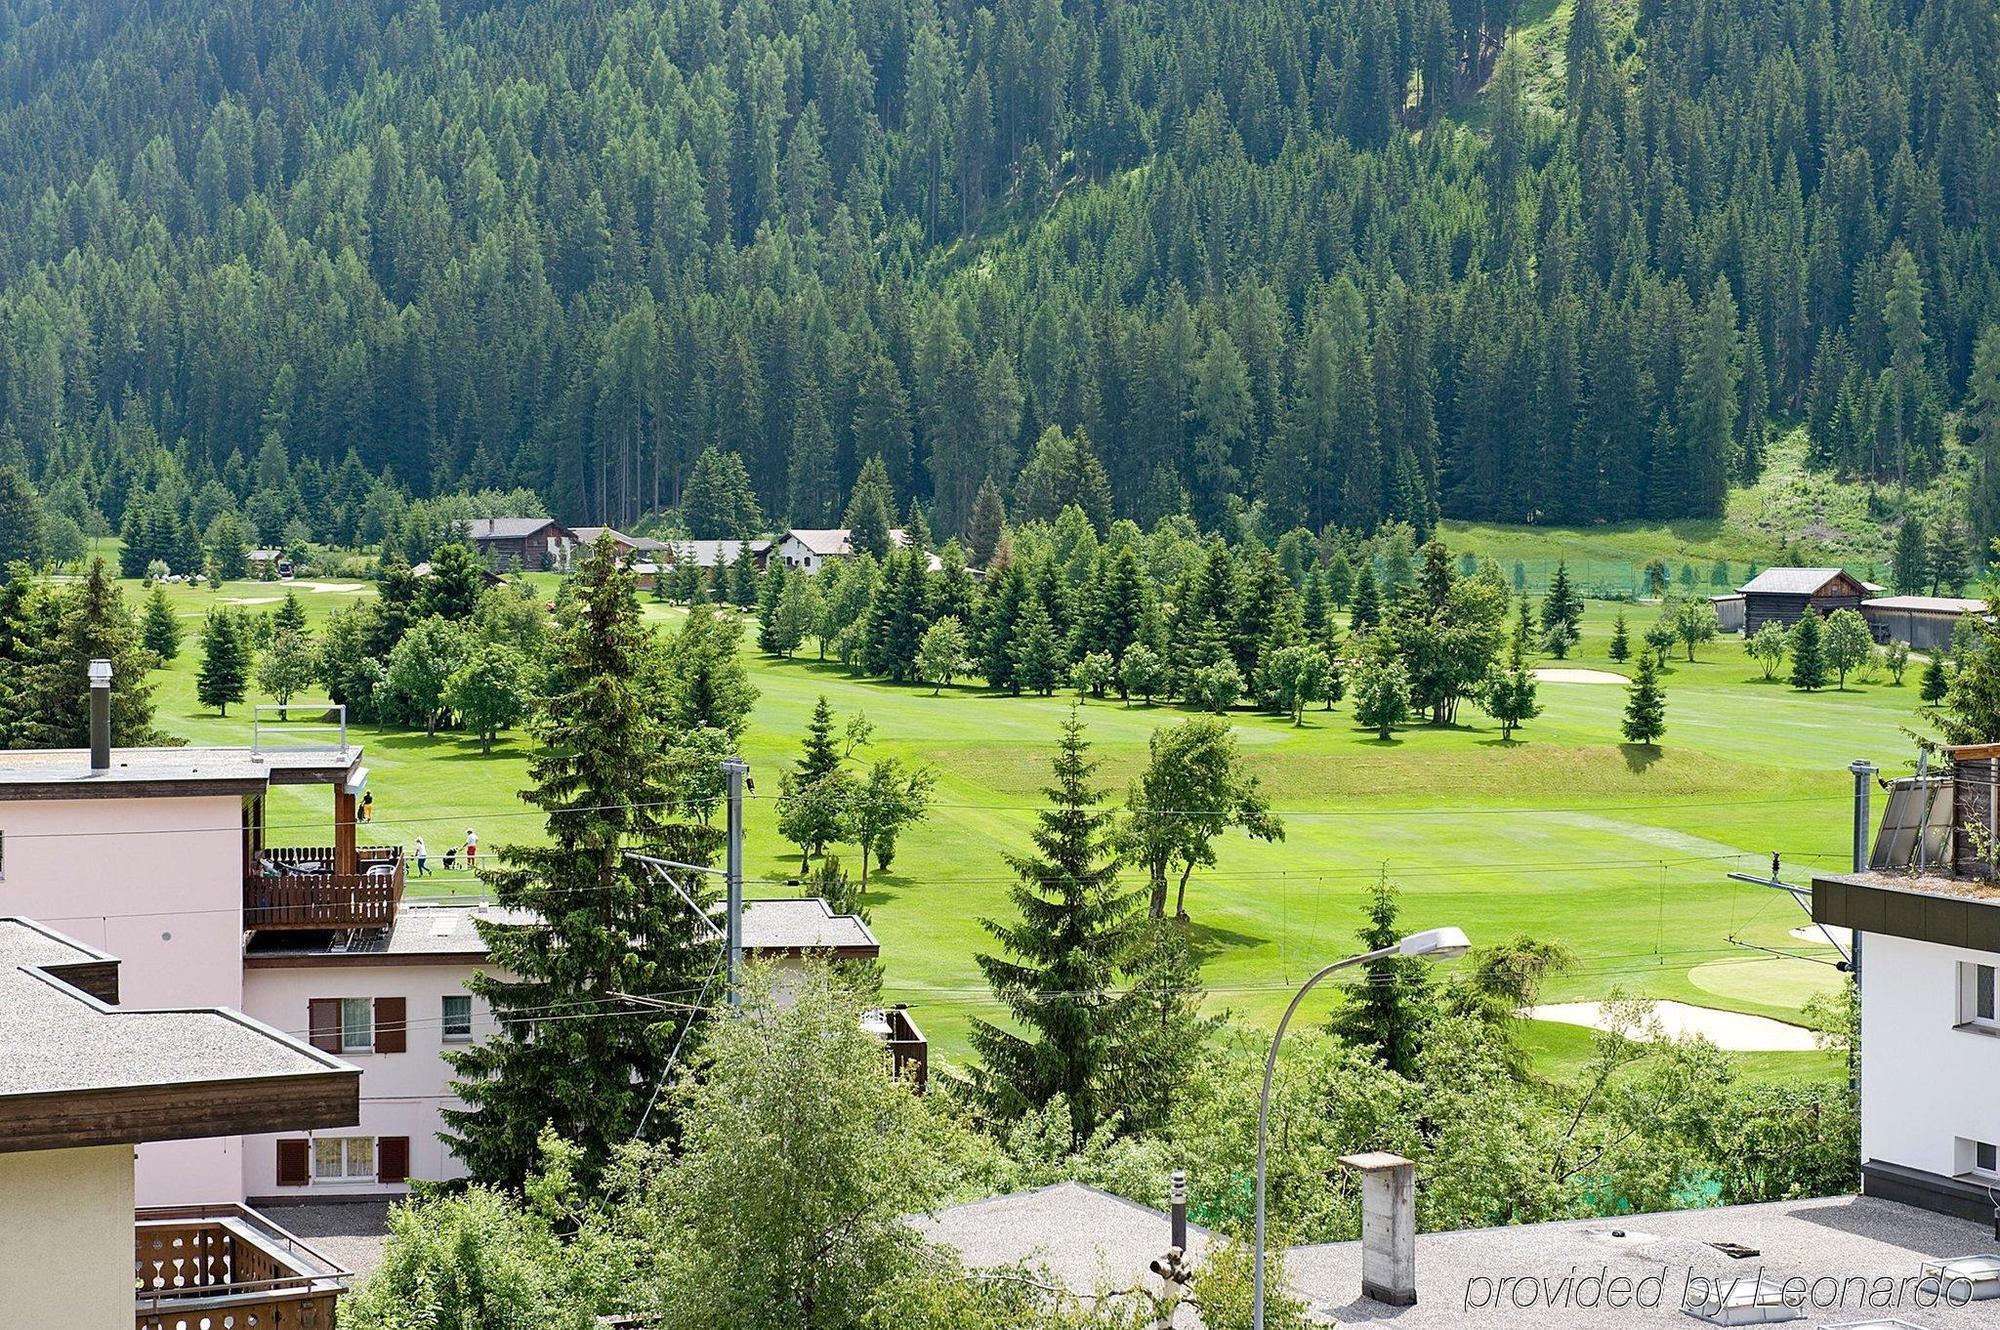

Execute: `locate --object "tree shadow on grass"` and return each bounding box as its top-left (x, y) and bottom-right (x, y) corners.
top-left (1179, 916), bottom-right (1271, 961)
top-left (1620, 742), bottom-right (1664, 773)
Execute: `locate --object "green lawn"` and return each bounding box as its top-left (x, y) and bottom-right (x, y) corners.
top-left (130, 572), bottom-right (1892, 1087)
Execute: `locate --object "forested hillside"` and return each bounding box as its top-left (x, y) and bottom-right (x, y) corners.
top-left (0, 0), bottom-right (1996, 552)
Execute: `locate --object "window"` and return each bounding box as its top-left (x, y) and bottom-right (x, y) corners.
top-left (1959, 1137), bottom-right (2000, 1179)
top-left (339, 997), bottom-right (373, 1052)
top-left (442, 994), bottom-right (473, 1041)
top-left (313, 1136), bottom-right (375, 1182)
top-left (1958, 963), bottom-right (1998, 1030)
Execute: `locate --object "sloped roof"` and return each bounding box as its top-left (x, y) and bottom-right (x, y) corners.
top-left (1737, 566), bottom-right (1867, 596)
top-left (1862, 595), bottom-right (1987, 614)
top-left (467, 517), bottom-right (567, 540)
top-left (785, 528), bottom-right (854, 556)
top-left (573, 527), bottom-right (669, 552)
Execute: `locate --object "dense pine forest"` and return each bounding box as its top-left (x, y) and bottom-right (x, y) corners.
top-left (1, 0), bottom-right (1998, 553)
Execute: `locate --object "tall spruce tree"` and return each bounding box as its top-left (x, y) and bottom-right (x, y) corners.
top-left (1621, 652), bottom-right (1667, 746)
top-left (444, 541), bottom-right (723, 1188)
top-left (0, 465), bottom-right (46, 569)
top-left (1349, 563), bottom-right (1382, 631)
top-left (141, 587), bottom-right (181, 660)
top-left (1789, 609), bottom-right (1828, 691)
top-left (1329, 873), bottom-right (1434, 1077)
top-left (970, 712), bottom-right (1142, 1143)
top-left (842, 455), bottom-right (896, 559)
top-left (195, 609), bottom-right (250, 715)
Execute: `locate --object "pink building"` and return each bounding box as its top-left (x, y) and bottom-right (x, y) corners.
top-left (0, 692), bottom-right (915, 1209)
top-left (0, 914), bottom-right (359, 1327)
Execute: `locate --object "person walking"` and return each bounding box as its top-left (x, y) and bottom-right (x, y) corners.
top-left (412, 836), bottom-right (429, 877)
top-left (464, 828), bottom-right (478, 870)
top-left (359, 790), bottom-right (374, 824)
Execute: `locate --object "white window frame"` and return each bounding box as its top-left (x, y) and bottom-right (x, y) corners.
top-left (1958, 962), bottom-right (1999, 1031)
top-left (313, 1135), bottom-right (375, 1183)
top-left (442, 993), bottom-right (473, 1042)
top-left (339, 997), bottom-right (374, 1053)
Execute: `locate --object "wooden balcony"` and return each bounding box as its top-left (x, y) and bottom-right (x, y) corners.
top-left (872, 1004), bottom-right (928, 1093)
top-left (246, 845), bottom-right (405, 930)
top-left (134, 1204), bottom-right (348, 1329)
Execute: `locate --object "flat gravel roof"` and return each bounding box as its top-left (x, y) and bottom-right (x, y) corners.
top-left (920, 1188), bottom-right (2000, 1327)
top-left (0, 918), bottom-right (346, 1097)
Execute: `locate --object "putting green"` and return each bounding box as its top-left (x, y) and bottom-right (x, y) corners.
top-left (1686, 956), bottom-right (1840, 1013)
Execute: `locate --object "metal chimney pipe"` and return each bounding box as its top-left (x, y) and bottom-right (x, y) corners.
top-left (1170, 1170), bottom-right (1188, 1253)
top-left (88, 659), bottom-right (112, 772)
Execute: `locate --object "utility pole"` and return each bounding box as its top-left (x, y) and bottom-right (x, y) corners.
top-left (725, 756), bottom-right (749, 1008)
top-left (1849, 759), bottom-right (1875, 1100)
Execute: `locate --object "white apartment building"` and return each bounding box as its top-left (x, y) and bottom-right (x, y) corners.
top-left (1812, 741), bottom-right (2000, 1222)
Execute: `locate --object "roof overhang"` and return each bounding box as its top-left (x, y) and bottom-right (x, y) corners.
top-left (1812, 872), bottom-right (2000, 952)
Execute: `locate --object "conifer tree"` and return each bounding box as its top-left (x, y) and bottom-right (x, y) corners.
top-left (1010, 593), bottom-right (1062, 696)
top-left (1892, 517), bottom-right (1928, 595)
top-left (1607, 611), bottom-right (1630, 662)
top-left (272, 588), bottom-right (308, 637)
top-left (142, 587), bottom-right (181, 661)
top-left (756, 560), bottom-right (790, 653)
top-left (967, 478), bottom-right (1006, 565)
top-left (0, 465), bottom-right (46, 569)
top-left (1329, 873), bottom-right (1433, 1077)
top-left (1541, 560), bottom-right (1583, 644)
top-left (970, 712), bottom-right (1141, 1143)
top-left (777, 697), bottom-right (865, 871)
top-left (196, 609), bottom-right (250, 715)
top-left (1483, 606), bottom-right (1541, 740)
top-left (842, 455), bottom-right (896, 559)
top-left (1921, 653), bottom-right (1949, 703)
top-left (1622, 652), bottom-right (1667, 746)
top-left (445, 542), bottom-right (722, 1188)
top-left (1789, 609), bottom-right (1828, 691)
top-left (726, 543), bottom-right (759, 607)
top-left (16, 560), bottom-right (170, 747)
top-left (1349, 563), bottom-right (1381, 631)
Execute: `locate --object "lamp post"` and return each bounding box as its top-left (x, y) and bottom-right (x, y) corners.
top-left (1252, 926), bottom-right (1470, 1330)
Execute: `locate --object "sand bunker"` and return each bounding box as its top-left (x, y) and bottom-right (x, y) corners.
top-left (291, 581), bottom-right (367, 593)
top-left (221, 595), bottom-right (280, 606)
top-left (1788, 924), bottom-right (1852, 950)
top-left (1532, 668), bottom-right (1630, 684)
top-left (1528, 1000), bottom-right (1820, 1051)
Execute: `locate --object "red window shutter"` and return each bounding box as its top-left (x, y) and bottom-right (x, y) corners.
top-left (377, 1136), bottom-right (410, 1184)
top-left (373, 996), bottom-right (407, 1054)
top-left (276, 1140), bottom-right (310, 1187)
top-left (307, 999), bottom-right (341, 1053)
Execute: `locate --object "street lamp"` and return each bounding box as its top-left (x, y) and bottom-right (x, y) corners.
top-left (1252, 926), bottom-right (1470, 1329)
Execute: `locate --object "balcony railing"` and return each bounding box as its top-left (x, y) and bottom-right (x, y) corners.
top-left (134, 1204), bottom-right (348, 1330)
top-left (871, 1005), bottom-right (928, 1093)
top-left (246, 845), bottom-right (405, 930)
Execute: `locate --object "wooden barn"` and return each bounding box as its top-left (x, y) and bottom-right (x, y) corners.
top-left (466, 517), bottom-right (577, 572)
top-left (1736, 567), bottom-right (1873, 634)
top-left (1861, 595), bottom-right (1988, 651)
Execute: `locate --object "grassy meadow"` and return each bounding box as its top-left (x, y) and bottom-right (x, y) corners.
top-left (116, 559), bottom-right (1921, 1084)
